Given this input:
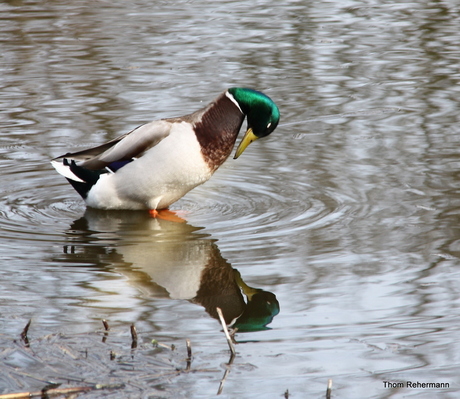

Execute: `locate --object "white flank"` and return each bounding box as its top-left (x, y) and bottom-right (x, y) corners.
top-left (50, 160), bottom-right (85, 183)
top-left (84, 122), bottom-right (212, 210)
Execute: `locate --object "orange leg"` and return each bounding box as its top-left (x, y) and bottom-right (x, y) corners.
top-left (148, 209), bottom-right (187, 223)
top-left (148, 209), bottom-right (159, 218)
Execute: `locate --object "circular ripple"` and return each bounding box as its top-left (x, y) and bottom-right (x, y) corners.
top-left (173, 163), bottom-right (354, 252)
top-left (0, 162), bottom-right (84, 247)
top-left (0, 157), bottom-right (357, 261)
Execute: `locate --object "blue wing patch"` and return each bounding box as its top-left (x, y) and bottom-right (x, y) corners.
top-left (107, 159), bottom-right (134, 172)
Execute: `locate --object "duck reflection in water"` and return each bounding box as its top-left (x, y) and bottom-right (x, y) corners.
top-left (65, 209), bottom-right (279, 332)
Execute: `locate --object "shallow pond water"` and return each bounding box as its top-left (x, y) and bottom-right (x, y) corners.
top-left (1, 1), bottom-right (460, 398)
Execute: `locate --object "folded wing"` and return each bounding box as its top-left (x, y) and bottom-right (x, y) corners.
top-left (53, 119), bottom-right (173, 171)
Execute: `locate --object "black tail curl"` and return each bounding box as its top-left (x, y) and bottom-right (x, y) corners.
top-left (63, 159), bottom-right (106, 199)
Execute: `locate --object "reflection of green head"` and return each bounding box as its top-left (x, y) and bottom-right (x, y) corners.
top-left (232, 290), bottom-right (280, 332)
top-left (232, 269), bottom-right (280, 332)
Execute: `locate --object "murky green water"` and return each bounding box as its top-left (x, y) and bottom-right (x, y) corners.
top-left (2, 1), bottom-right (460, 397)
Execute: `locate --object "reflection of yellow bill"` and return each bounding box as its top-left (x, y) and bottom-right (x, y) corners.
top-left (234, 128), bottom-right (259, 159)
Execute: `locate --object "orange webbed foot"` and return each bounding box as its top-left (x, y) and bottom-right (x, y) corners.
top-left (148, 209), bottom-right (187, 223)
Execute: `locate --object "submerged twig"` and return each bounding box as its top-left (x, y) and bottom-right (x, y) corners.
top-left (185, 339), bottom-right (192, 371)
top-left (216, 307), bottom-right (237, 395)
top-left (216, 307), bottom-right (236, 359)
top-left (326, 379), bottom-right (332, 399)
top-left (0, 383), bottom-right (124, 399)
top-left (20, 319), bottom-right (32, 347)
top-left (186, 339), bottom-right (192, 359)
top-left (217, 364), bottom-right (233, 396)
top-left (102, 319), bottom-right (110, 343)
top-left (130, 324), bottom-right (138, 349)
top-left (102, 319), bottom-right (110, 331)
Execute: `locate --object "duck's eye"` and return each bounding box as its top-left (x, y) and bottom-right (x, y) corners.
top-left (267, 122), bottom-right (272, 129)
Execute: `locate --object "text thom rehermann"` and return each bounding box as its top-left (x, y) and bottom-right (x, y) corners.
top-left (383, 381), bottom-right (449, 389)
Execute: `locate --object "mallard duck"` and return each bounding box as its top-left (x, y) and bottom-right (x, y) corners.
top-left (51, 88), bottom-right (280, 215)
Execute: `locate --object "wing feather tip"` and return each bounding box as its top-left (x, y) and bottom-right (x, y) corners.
top-left (51, 159), bottom-right (85, 183)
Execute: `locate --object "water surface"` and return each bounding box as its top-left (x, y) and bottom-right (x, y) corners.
top-left (1, 1), bottom-right (460, 398)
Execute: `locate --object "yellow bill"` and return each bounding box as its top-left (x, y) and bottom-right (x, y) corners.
top-left (234, 128), bottom-right (259, 159)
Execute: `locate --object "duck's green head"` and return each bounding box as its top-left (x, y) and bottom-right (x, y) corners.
top-left (228, 88), bottom-right (280, 159)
